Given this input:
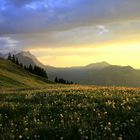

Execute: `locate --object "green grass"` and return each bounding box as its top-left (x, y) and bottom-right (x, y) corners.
top-left (0, 85), bottom-right (140, 140)
top-left (1, 59), bottom-right (140, 139)
top-left (0, 58), bottom-right (51, 89)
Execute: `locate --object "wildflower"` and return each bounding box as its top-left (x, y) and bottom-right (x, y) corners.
top-left (60, 114), bottom-right (63, 118)
top-left (108, 122), bottom-right (111, 126)
top-left (130, 119), bottom-right (134, 122)
top-left (25, 128), bottom-right (28, 131)
top-left (78, 128), bottom-right (82, 132)
top-left (115, 127), bottom-right (119, 131)
top-left (100, 124), bottom-right (104, 128)
top-left (123, 123), bottom-right (127, 127)
top-left (131, 123), bottom-right (135, 126)
top-left (112, 133), bottom-right (115, 137)
top-left (19, 135), bottom-right (22, 139)
top-left (118, 136), bottom-right (123, 140)
top-left (11, 122), bottom-right (14, 126)
top-left (104, 111), bottom-right (107, 115)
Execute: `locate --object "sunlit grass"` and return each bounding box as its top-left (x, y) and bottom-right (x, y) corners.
top-left (0, 85), bottom-right (140, 139)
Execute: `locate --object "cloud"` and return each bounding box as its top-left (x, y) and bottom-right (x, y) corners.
top-left (0, 13), bottom-right (5, 24)
top-left (6, 0), bottom-right (40, 7)
top-left (0, 0), bottom-right (140, 35)
top-left (0, 0), bottom-right (140, 53)
top-left (1, 19), bottom-right (139, 53)
top-left (0, 37), bottom-right (19, 53)
top-left (96, 25), bottom-right (109, 35)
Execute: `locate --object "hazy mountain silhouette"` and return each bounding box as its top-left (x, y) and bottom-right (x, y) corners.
top-left (85, 61), bottom-right (110, 69)
top-left (46, 64), bottom-right (140, 87)
top-left (3, 51), bottom-right (140, 87)
top-left (15, 51), bottom-right (45, 68)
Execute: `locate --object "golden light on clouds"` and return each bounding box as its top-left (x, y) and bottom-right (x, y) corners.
top-left (26, 18), bottom-right (140, 69)
top-left (0, 0), bottom-right (140, 70)
top-left (30, 39), bottom-right (140, 68)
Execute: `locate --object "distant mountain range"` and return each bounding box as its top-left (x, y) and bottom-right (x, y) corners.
top-left (2, 51), bottom-right (140, 87)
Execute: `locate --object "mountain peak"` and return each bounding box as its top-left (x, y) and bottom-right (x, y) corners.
top-left (124, 65), bottom-right (134, 70)
top-left (18, 51), bottom-right (32, 57)
top-left (15, 51), bottom-right (45, 68)
top-left (85, 61), bottom-right (110, 69)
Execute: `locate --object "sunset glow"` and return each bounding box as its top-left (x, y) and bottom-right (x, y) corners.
top-left (0, 0), bottom-right (140, 68)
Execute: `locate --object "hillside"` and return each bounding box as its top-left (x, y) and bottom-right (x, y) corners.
top-left (3, 51), bottom-right (140, 87)
top-left (0, 58), bottom-right (50, 89)
top-left (45, 62), bottom-right (111, 82)
top-left (46, 64), bottom-right (140, 87)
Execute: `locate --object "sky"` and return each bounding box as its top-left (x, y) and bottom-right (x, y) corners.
top-left (0, 0), bottom-right (140, 68)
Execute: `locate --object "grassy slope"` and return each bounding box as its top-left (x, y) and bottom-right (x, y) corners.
top-left (0, 58), bottom-right (51, 89)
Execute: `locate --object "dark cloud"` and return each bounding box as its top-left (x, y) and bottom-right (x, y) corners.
top-left (0, 0), bottom-right (140, 35)
top-left (0, 0), bottom-right (140, 52)
top-left (0, 36), bottom-right (19, 53)
top-left (6, 0), bottom-right (40, 7)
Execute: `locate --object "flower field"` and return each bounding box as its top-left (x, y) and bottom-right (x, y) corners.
top-left (0, 85), bottom-right (140, 140)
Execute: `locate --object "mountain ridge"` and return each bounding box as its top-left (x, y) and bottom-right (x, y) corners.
top-left (0, 51), bottom-right (136, 69)
top-left (15, 51), bottom-right (45, 68)
top-left (1, 51), bottom-right (140, 87)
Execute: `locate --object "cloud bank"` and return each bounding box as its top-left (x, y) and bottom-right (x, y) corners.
top-left (0, 0), bottom-right (140, 52)
top-left (0, 0), bottom-right (140, 34)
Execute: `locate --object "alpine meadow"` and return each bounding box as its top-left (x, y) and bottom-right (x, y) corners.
top-left (0, 0), bottom-right (140, 140)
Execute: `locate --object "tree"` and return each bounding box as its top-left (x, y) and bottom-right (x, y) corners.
top-left (54, 77), bottom-right (74, 84)
top-left (70, 81), bottom-right (73, 84)
top-left (27, 65), bottom-right (48, 79)
top-left (66, 81), bottom-right (70, 84)
top-left (8, 56), bottom-right (48, 79)
top-left (12, 55), bottom-right (15, 63)
top-left (24, 65), bottom-right (27, 70)
top-left (8, 53), bottom-right (12, 60)
top-left (28, 64), bottom-right (33, 73)
top-left (19, 63), bottom-right (23, 68)
top-left (15, 58), bottom-right (19, 65)
top-left (55, 77), bottom-right (58, 83)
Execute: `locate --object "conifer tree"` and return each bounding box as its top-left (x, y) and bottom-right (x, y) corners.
top-left (19, 63), bottom-right (23, 68)
top-left (8, 53), bottom-right (12, 60)
top-left (55, 77), bottom-right (58, 83)
top-left (15, 58), bottom-right (19, 65)
top-left (28, 64), bottom-right (33, 73)
top-left (12, 55), bottom-right (15, 63)
top-left (24, 65), bottom-right (27, 70)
